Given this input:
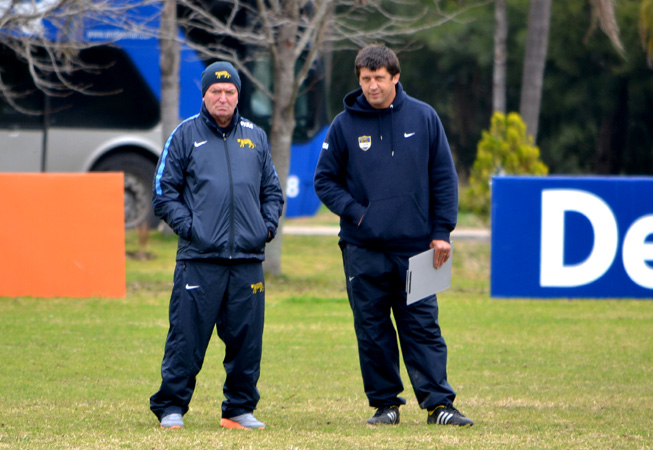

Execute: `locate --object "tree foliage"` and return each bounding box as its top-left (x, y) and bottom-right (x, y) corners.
top-left (539, 0), bottom-right (653, 175)
top-left (383, 0), bottom-right (652, 179)
top-left (384, 2), bottom-right (497, 174)
top-left (464, 111), bottom-right (548, 219)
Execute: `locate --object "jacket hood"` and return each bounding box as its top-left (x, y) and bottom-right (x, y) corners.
top-left (343, 81), bottom-right (407, 115)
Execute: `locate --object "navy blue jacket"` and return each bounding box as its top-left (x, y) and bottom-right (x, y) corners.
top-left (153, 104), bottom-right (284, 261)
top-left (314, 82), bottom-right (458, 253)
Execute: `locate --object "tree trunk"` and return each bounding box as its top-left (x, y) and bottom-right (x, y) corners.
top-left (519, 0), bottom-right (552, 143)
top-left (263, 23), bottom-right (298, 276)
top-left (594, 79), bottom-right (628, 174)
top-left (160, 0), bottom-right (180, 141)
top-left (493, 0), bottom-right (508, 113)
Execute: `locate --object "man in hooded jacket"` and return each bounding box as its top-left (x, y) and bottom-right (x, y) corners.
top-left (314, 44), bottom-right (473, 427)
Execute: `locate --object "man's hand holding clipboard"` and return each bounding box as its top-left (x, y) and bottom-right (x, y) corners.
top-left (405, 241), bottom-right (453, 305)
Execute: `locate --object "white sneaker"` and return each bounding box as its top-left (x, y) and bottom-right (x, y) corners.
top-left (160, 413), bottom-right (184, 429)
top-left (220, 413), bottom-right (265, 429)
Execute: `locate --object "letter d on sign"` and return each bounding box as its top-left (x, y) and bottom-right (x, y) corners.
top-left (540, 189), bottom-right (618, 287)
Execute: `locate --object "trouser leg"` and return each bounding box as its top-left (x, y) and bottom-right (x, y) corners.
top-left (389, 253), bottom-right (456, 410)
top-left (341, 243), bottom-right (406, 408)
top-left (150, 260), bottom-right (225, 420)
top-left (217, 261), bottom-right (265, 418)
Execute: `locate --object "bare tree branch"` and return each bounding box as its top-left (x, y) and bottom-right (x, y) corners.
top-left (1, 0), bottom-right (162, 105)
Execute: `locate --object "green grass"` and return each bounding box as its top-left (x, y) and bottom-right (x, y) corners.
top-left (0, 229), bottom-right (651, 449)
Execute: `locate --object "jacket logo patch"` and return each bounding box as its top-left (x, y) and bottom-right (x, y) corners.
top-left (358, 136), bottom-right (371, 151)
top-left (215, 70), bottom-right (231, 80)
top-left (237, 138), bottom-right (256, 148)
top-left (251, 282), bottom-right (264, 294)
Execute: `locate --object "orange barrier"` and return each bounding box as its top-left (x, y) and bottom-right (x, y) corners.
top-left (0, 173), bottom-right (126, 298)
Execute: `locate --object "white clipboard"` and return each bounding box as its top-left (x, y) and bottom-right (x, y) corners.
top-left (405, 245), bottom-right (453, 304)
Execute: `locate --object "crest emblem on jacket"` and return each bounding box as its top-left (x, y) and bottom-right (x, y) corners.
top-left (358, 136), bottom-right (371, 151)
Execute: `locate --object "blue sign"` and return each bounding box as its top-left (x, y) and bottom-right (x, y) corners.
top-left (491, 176), bottom-right (653, 298)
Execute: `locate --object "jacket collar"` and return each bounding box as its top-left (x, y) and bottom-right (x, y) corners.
top-left (343, 81), bottom-right (406, 115)
top-left (201, 102), bottom-right (240, 134)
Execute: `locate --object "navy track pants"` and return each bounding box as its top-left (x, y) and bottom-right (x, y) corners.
top-left (150, 259), bottom-right (265, 420)
top-left (341, 243), bottom-right (456, 410)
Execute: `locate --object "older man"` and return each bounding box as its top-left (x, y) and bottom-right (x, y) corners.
top-left (150, 61), bottom-right (284, 430)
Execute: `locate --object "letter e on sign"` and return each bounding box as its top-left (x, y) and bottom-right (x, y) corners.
top-left (622, 215), bottom-right (653, 289)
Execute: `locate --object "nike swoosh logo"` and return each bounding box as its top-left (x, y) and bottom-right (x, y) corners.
top-left (194, 140), bottom-right (207, 147)
top-left (404, 132), bottom-right (415, 138)
top-left (185, 284), bottom-right (200, 290)
top-left (348, 276), bottom-right (355, 282)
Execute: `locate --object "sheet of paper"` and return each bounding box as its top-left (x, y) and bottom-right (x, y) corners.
top-left (406, 246), bottom-right (453, 304)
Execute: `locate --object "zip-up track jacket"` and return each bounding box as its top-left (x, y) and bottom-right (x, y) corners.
top-left (314, 82), bottom-right (458, 253)
top-left (153, 104), bottom-right (284, 261)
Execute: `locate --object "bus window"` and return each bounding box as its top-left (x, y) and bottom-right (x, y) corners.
top-left (237, 55), bottom-right (327, 145)
top-left (0, 46), bottom-right (45, 128)
top-left (0, 46), bottom-right (45, 172)
top-left (48, 46), bottom-right (159, 129)
top-left (293, 57), bottom-right (327, 142)
top-left (249, 59), bottom-right (273, 117)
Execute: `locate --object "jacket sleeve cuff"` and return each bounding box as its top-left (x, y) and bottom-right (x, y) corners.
top-left (176, 219), bottom-right (192, 241)
top-left (266, 225), bottom-right (277, 242)
top-left (430, 231), bottom-right (452, 243)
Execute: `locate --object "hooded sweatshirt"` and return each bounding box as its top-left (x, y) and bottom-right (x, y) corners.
top-left (314, 82), bottom-right (458, 253)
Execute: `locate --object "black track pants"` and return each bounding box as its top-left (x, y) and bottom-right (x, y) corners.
top-left (150, 259), bottom-right (265, 420)
top-left (341, 243), bottom-right (456, 410)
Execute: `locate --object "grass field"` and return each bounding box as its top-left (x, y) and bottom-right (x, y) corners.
top-left (0, 220), bottom-right (651, 449)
